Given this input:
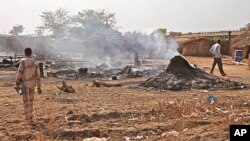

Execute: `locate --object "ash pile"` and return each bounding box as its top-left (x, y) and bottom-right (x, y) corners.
top-left (140, 56), bottom-right (246, 91)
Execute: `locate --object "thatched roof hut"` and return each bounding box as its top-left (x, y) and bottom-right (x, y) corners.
top-left (84, 25), bottom-right (124, 57)
top-left (181, 38), bottom-right (215, 57)
top-left (232, 29), bottom-right (250, 59)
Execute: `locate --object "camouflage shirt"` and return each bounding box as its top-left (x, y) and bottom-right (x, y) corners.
top-left (16, 57), bottom-right (41, 89)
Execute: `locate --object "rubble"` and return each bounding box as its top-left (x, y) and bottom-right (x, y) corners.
top-left (140, 56), bottom-right (246, 91)
top-left (47, 69), bottom-right (78, 78)
top-left (119, 66), bottom-right (148, 78)
top-left (46, 65), bottom-right (156, 80)
top-left (83, 137), bottom-right (108, 141)
top-left (78, 68), bottom-right (88, 74)
top-left (78, 72), bottom-right (103, 79)
top-left (92, 80), bottom-right (122, 87)
top-left (57, 80), bottom-right (75, 93)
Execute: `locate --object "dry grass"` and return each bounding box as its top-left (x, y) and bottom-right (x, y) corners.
top-left (36, 132), bottom-right (45, 141)
top-left (0, 57), bottom-right (250, 140)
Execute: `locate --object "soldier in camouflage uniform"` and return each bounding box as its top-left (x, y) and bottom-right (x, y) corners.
top-left (15, 48), bottom-right (42, 121)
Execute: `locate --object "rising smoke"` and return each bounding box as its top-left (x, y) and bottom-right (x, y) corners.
top-left (3, 16), bottom-right (180, 68)
top-left (49, 27), bottom-right (180, 68)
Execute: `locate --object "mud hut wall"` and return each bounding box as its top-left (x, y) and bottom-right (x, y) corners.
top-left (182, 40), bottom-right (214, 57)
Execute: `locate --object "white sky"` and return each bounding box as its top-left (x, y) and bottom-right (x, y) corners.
top-left (0, 0), bottom-right (250, 34)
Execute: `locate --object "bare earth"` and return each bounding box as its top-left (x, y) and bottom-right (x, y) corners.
top-left (0, 57), bottom-right (250, 141)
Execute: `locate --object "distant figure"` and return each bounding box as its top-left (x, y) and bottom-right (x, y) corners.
top-left (10, 56), bottom-right (12, 63)
top-left (134, 52), bottom-right (141, 66)
top-left (15, 48), bottom-right (42, 122)
top-left (209, 40), bottom-right (226, 76)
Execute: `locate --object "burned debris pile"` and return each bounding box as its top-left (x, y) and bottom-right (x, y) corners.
top-left (140, 56), bottom-right (246, 91)
top-left (45, 61), bottom-right (162, 80)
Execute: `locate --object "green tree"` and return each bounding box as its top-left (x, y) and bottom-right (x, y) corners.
top-left (9, 25), bottom-right (24, 35)
top-left (71, 9), bottom-right (116, 37)
top-left (38, 8), bottom-right (71, 39)
top-left (157, 28), bottom-right (167, 34)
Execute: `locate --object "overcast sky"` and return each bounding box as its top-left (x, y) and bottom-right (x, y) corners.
top-left (0, 0), bottom-right (250, 34)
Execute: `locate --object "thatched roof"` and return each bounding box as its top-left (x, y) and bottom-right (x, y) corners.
top-left (172, 36), bottom-right (196, 44)
top-left (53, 36), bottom-right (83, 53)
top-left (232, 37), bottom-right (250, 49)
top-left (182, 37), bottom-right (214, 45)
top-left (84, 26), bottom-right (123, 48)
top-left (232, 29), bottom-right (250, 49)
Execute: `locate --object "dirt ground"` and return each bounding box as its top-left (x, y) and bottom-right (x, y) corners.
top-left (0, 57), bottom-right (250, 141)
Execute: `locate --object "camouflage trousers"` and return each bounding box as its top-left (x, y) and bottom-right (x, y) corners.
top-left (22, 87), bottom-right (35, 121)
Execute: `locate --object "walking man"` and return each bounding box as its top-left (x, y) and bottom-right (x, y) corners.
top-left (15, 48), bottom-right (42, 122)
top-left (209, 39), bottom-right (226, 76)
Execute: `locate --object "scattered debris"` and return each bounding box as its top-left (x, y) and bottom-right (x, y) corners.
top-left (207, 95), bottom-right (217, 104)
top-left (132, 135), bottom-right (143, 140)
top-left (57, 80), bottom-right (75, 93)
top-left (96, 63), bottom-right (111, 70)
top-left (83, 137), bottom-right (108, 141)
top-left (123, 136), bottom-right (131, 141)
top-left (78, 68), bottom-right (88, 74)
top-left (65, 110), bottom-right (74, 122)
top-left (111, 75), bottom-right (118, 80)
top-left (48, 69), bottom-right (78, 78)
top-left (120, 66), bottom-right (132, 75)
top-left (161, 130), bottom-right (179, 137)
top-left (92, 80), bottom-right (122, 87)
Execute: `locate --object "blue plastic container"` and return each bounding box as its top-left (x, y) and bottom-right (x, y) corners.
top-left (234, 50), bottom-right (243, 62)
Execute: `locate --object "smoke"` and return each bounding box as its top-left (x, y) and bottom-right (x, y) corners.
top-left (2, 20), bottom-right (179, 69)
top-left (137, 31), bottom-right (180, 60)
top-left (47, 25), bottom-right (180, 68)
top-left (1, 36), bottom-right (52, 57)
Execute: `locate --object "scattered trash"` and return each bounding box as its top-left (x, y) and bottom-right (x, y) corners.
top-left (161, 130), bottom-right (179, 137)
top-left (215, 108), bottom-right (229, 114)
top-left (123, 136), bottom-right (131, 141)
top-left (183, 128), bottom-right (188, 132)
top-left (84, 137), bottom-right (108, 141)
top-left (132, 135), bottom-right (143, 140)
top-left (92, 80), bottom-right (122, 87)
top-left (207, 95), bottom-right (217, 104)
top-left (191, 112), bottom-right (198, 117)
top-left (65, 110), bottom-right (74, 122)
top-left (203, 90), bottom-right (208, 93)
